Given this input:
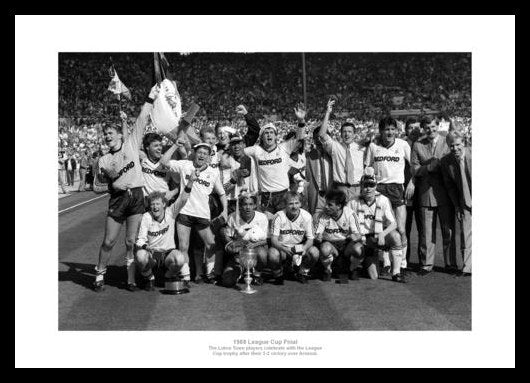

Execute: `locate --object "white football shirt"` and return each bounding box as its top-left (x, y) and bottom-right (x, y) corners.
top-left (244, 138), bottom-right (299, 192)
top-left (135, 196), bottom-right (187, 251)
top-left (271, 208), bottom-right (314, 246)
top-left (168, 160), bottom-right (225, 220)
top-left (348, 194), bottom-right (395, 235)
top-left (225, 211), bottom-right (269, 241)
top-left (314, 206), bottom-right (358, 242)
top-left (365, 137), bottom-right (411, 184)
top-left (226, 155), bottom-right (258, 199)
top-left (98, 104), bottom-right (151, 191)
top-left (141, 157), bottom-right (171, 196)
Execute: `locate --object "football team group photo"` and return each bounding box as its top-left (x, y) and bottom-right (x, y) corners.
top-left (58, 51), bottom-right (472, 331)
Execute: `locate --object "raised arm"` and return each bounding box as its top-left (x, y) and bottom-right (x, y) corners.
top-left (319, 98), bottom-right (335, 139)
top-left (159, 140), bottom-right (181, 168)
top-left (119, 110), bottom-right (130, 143)
top-left (236, 105), bottom-right (261, 147)
top-left (294, 102), bottom-right (307, 141)
top-left (128, 84), bottom-right (159, 147)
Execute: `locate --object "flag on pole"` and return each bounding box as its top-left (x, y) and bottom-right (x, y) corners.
top-left (108, 65), bottom-right (132, 100)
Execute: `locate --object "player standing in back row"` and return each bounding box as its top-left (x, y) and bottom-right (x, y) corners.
top-left (365, 116), bottom-right (415, 275)
top-left (93, 84), bottom-right (159, 292)
top-left (243, 103), bottom-right (307, 218)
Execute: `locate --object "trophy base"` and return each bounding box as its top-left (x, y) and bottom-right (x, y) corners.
top-left (240, 286), bottom-right (258, 294)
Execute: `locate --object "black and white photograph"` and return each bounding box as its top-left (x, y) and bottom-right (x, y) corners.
top-left (57, 51), bottom-right (472, 331)
top-left (15, 15), bottom-right (515, 368)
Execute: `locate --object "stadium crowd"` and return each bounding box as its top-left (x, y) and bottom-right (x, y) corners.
top-left (58, 53), bottom-right (472, 294)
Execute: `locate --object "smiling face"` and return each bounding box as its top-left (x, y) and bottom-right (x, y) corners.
top-left (239, 197), bottom-right (257, 221)
top-left (325, 200), bottom-right (342, 218)
top-left (361, 182), bottom-right (377, 201)
top-left (194, 147), bottom-right (211, 167)
top-left (450, 137), bottom-right (465, 160)
top-left (146, 140), bottom-right (163, 161)
top-left (341, 125), bottom-right (355, 145)
top-left (380, 124), bottom-right (397, 145)
top-left (230, 140), bottom-right (244, 158)
top-left (103, 126), bottom-right (122, 150)
top-left (202, 132), bottom-right (217, 147)
top-left (217, 129), bottom-right (230, 146)
top-left (285, 195), bottom-right (301, 218)
top-left (423, 120), bottom-right (439, 140)
top-left (261, 128), bottom-right (277, 149)
top-left (149, 197), bottom-right (166, 220)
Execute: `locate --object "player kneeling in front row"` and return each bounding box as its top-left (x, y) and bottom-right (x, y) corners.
top-left (269, 191), bottom-right (317, 285)
top-left (134, 172), bottom-right (198, 291)
top-left (348, 168), bottom-right (406, 283)
top-left (221, 192), bottom-right (269, 288)
top-left (311, 189), bottom-right (360, 283)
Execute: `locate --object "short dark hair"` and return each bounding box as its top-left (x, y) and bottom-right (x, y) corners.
top-left (378, 116), bottom-right (398, 131)
top-left (238, 194), bottom-right (258, 205)
top-left (325, 189), bottom-right (347, 208)
top-left (405, 117), bottom-right (418, 131)
top-left (142, 133), bottom-right (163, 152)
top-left (340, 122), bottom-right (356, 133)
top-left (420, 115), bottom-right (439, 129)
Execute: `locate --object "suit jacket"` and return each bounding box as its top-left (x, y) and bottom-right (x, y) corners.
top-left (411, 135), bottom-right (451, 207)
top-left (441, 148), bottom-right (472, 211)
top-left (305, 147), bottom-right (333, 214)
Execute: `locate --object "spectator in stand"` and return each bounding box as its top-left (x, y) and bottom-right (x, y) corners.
top-left (65, 151), bottom-right (77, 186)
top-left (58, 152), bottom-right (67, 194)
top-left (59, 128), bottom-right (68, 142)
top-left (78, 150), bottom-right (89, 192)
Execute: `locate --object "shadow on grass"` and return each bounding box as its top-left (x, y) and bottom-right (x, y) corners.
top-left (59, 262), bottom-right (128, 291)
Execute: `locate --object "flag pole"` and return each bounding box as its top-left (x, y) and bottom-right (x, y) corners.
top-left (302, 52), bottom-right (307, 108)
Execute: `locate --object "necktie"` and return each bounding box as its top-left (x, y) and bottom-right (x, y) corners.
top-left (429, 139), bottom-right (436, 156)
top-left (459, 157), bottom-right (472, 209)
top-left (345, 144), bottom-right (355, 185)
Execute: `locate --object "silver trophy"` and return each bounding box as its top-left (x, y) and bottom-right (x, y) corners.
top-left (239, 247), bottom-right (258, 294)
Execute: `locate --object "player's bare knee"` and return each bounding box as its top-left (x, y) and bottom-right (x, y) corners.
top-left (124, 236), bottom-right (135, 251)
top-left (388, 231), bottom-right (402, 248)
top-left (268, 248), bottom-right (281, 266)
top-left (320, 242), bottom-right (333, 258)
top-left (351, 243), bottom-right (364, 259)
top-left (307, 246), bottom-right (320, 262)
top-left (135, 250), bottom-right (150, 266)
top-left (102, 237), bottom-right (117, 251)
top-left (256, 247), bottom-right (268, 265)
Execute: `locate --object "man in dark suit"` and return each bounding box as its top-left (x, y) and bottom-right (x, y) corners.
top-left (411, 116), bottom-right (457, 275)
top-left (306, 127), bottom-right (333, 216)
top-left (441, 132), bottom-right (472, 276)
